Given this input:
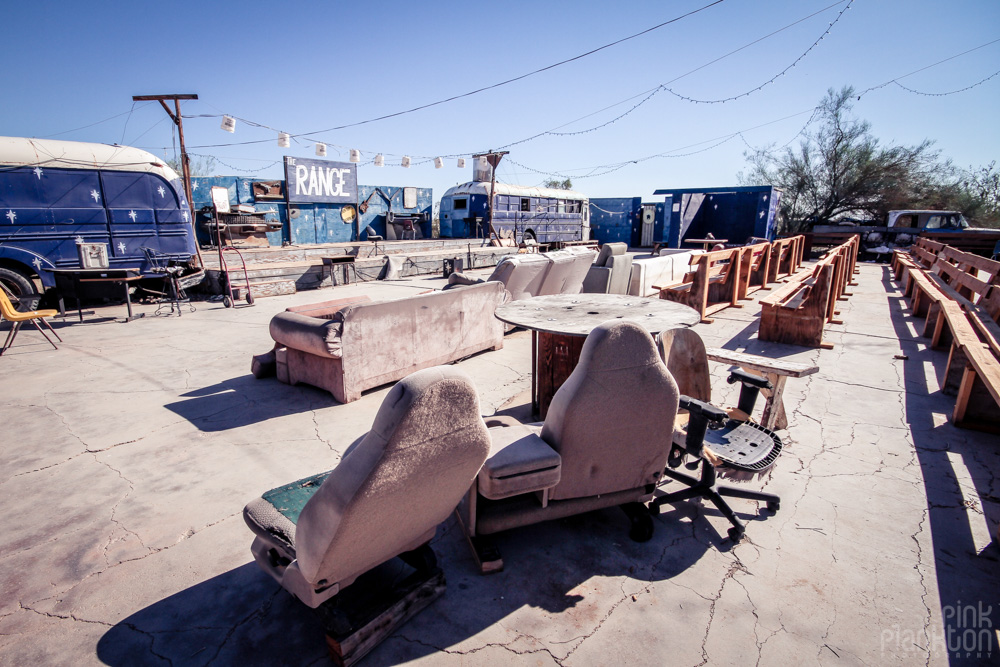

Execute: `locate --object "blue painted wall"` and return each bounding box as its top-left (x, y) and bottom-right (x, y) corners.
top-left (654, 186), bottom-right (781, 248)
top-left (191, 176), bottom-right (432, 245)
top-left (357, 185), bottom-right (433, 241)
top-left (589, 198), bottom-right (640, 244)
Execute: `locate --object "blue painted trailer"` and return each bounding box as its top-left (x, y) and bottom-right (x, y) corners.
top-left (0, 136), bottom-right (197, 304)
top-left (653, 185), bottom-right (781, 248)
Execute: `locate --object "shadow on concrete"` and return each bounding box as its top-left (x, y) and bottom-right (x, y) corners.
top-left (883, 265), bottom-right (1000, 665)
top-left (164, 374), bottom-right (332, 432)
top-left (95, 492), bottom-right (749, 665)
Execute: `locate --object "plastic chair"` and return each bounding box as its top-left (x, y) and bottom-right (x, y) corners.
top-left (0, 286), bottom-right (62, 355)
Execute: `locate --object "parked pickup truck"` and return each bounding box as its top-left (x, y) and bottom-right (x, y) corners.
top-left (885, 210), bottom-right (969, 231)
top-left (811, 210), bottom-right (1000, 258)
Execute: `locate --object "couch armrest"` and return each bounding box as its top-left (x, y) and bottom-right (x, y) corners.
top-left (269, 312), bottom-right (344, 358)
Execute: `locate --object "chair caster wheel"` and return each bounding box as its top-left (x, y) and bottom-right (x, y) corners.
top-left (728, 526), bottom-right (744, 543)
top-left (766, 500), bottom-right (780, 512)
top-left (629, 514), bottom-right (654, 543)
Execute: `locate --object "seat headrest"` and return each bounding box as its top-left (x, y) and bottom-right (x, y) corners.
top-left (595, 242), bottom-right (627, 266)
top-left (577, 319), bottom-right (661, 371)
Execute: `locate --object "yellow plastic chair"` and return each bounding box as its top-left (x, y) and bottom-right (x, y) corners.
top-left (0, 288), bottom-right (62, 355)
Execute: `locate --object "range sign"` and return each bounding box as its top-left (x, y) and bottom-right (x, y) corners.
top-left (284, 156), bottom-right (357, 204)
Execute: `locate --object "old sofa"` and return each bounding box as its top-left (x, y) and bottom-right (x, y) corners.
top-left (263, 281), bottom-right (507, 403)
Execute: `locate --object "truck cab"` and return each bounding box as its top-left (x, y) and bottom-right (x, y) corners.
top-left (886, 210), bottom-right (969, 232)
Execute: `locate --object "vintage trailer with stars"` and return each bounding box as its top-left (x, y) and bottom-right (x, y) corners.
top-left (0, 136), bottom-right (197, 305)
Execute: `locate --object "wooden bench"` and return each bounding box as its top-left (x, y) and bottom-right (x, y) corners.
top-left (653, 247), bottom-right (742, 323)
top-left (705, 347), bottom-right (818, 430)
top-left (736, 241), bottom-right (773, 300)
top-left (758, 236), bottom-right (858, 349)
top-left (898, 241), bottom-right (1000, 431)
top-left (767, 235), bottom-right (805, 282)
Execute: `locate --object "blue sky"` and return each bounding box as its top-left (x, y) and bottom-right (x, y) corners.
top-left (2, 0), bottom-right (998, 201)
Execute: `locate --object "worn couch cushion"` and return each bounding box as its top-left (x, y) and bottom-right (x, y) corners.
top-left (628, 250), bottom-right (702, 296)
top-left (478, 424), bottom-right (561, 500)
top-left (269, 312), bottom-right (345, 358)
top-left (539, 248), bottom-right (595, 295)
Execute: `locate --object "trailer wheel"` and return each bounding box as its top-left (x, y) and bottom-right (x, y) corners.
top-left (246, 293), bottom-right (255, 306)
top-left (0, 267), bottom-right (41, 312)
top-left (223, 295), bottom-right (232, 308)
top-left (522, 230), bottom-right (536, 244)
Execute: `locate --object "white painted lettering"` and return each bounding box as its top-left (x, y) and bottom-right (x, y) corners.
top-left (321, 168), bottom-right (336, 197)
top-left (295, 165), bottom-right (308, 194)
top-left (334, 169), bottom-right (348, 197)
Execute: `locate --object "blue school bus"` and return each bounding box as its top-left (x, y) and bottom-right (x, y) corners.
top-left (439, 181), bottom-right (590, 243)
top-left (0, 137), bottom-right (198, 307)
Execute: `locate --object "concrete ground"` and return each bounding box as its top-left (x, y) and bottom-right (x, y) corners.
top-left (0, 261), bottom-right (997, 666)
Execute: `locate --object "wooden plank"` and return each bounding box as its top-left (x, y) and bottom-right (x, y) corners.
top-left (323, 568), bottom-right (446, 667)
top-left (703, 349), bottom-right (819, 378)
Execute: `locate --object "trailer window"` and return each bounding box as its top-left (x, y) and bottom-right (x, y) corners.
top-left (453, 198), bottom-right (467, 210)
top-left (925, 215), bottom-right (944, 229)
top-left (521, 198), bottom-right (531, 212)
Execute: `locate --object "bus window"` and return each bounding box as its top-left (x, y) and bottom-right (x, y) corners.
top-left (520, 198), bottom-right (531, 212)
top-left (454, 198), bottom-right (467, 210)
top-left (558, 200), bottom-right (565, 214)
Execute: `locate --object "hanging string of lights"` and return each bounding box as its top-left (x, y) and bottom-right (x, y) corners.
top-left (855, 37), bottom-right (1000, 99)
top-left (888, 68), bottom-right (1000, 97)
top-left (661, 0), bottom-right (854, 105)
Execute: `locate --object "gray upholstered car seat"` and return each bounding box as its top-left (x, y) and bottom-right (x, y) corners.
top-left (244, 366), bottom-right (491, 607)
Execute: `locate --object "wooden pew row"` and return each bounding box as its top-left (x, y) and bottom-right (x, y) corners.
top-left (653, 235), bottom-right (807, 324)
top-left (654, 246), bottom-right (743, 323)
top-left (757, 236), bottom-right (859, 349)
top-left (899, 245), bottom-right (1000, 432)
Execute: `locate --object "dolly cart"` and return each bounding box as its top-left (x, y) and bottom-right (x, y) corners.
top-left (209, 187), bottom-right (255, 308)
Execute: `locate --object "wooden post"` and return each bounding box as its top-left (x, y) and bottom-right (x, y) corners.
top-left (132, 93), bottom-right (201, 266)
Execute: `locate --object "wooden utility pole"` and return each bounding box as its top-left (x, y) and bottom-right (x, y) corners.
top-left (132, 94), bottom-right (198, 220)
top-left (473, 151), bottom-right (508, 246)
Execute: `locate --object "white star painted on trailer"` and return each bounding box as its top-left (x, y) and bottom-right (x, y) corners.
top-left (75, 236), bottom-right (84, 244)
top-left (33, 258), bottom-right (42, 270)
top-left (182, 211), bottom-right (189, 222)
top-left (5, 210), bottom-right (16, 223)
top-left (759, 211), bottom-right (765, 218)
top-left (128, 210), bottom-right (137, 222)
top-left (90, 189), bottom-right (101, 203)
top-left (33, 167), bottom-right (43, 179)
top-left (157, 186), bottom-right (166, 198)
top-left (117, 242), bottom-right (127, 254)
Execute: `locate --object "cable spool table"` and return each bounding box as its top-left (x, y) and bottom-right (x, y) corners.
top-left (495, 293), bottom-right (700, 418)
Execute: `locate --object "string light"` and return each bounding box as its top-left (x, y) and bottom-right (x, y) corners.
top-left (221, 115), bottom-right (236, 133)
top-left (661, 0), bottom-right (854, 105)
top-left (315, 142), bottom-right (327, 157)
top-left (277, 132), bottom-right (290, 148)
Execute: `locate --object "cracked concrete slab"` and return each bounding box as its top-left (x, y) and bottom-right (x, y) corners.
top-left (0, 263), bottom-right (998, 666)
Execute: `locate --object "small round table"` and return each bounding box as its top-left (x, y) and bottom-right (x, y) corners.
top-left (495, 293), bottom-right (699, 417)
